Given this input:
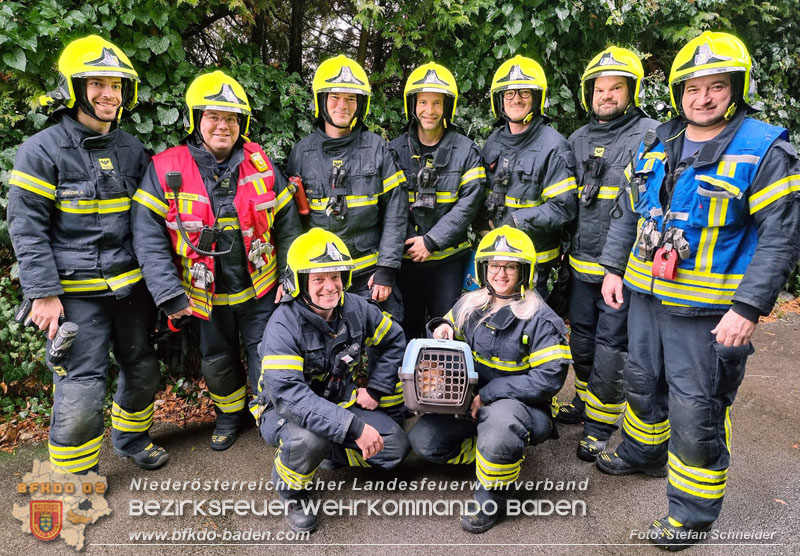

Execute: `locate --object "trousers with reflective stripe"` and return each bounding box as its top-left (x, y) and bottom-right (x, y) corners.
top-left (259, 406), bottom-right (409, 498)
top-left (49, 283), bottom-right (159, 473)
top-left (194, 294), bottom-right (278, 429)
top-left (567, 276), bottom-right (629, 439)
top-left (408, 398), bottom-right (552, 502)
top-left (619, 292), bottom-right (751, 525)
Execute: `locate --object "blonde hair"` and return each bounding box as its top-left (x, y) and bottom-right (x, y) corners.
top-left (453, 286), bottom-right (544, 334)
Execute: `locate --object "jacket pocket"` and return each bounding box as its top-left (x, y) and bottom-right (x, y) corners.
top-left (690, 175), bottom-right (748, 227)
top-left (53, 247), bottom-right (98, 272)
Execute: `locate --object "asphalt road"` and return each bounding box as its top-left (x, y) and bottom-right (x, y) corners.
top-left (2, 313), bottom-right (798, 556)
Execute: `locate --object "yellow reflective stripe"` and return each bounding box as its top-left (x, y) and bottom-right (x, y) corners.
top-left (584, 390), bottom-right (626, 424)
top-left (9, 170), bottom-right (56, 200)
top-left (696, 175), bottom-right (743, 198)
top-left (574, 377), bottom-right (588, 397)
top-left (345, 448), bottom-right (372, 467)
top-left (133, 189), bottom-right (169, 218)
top-left (568, 255), bottom-right (604, 276)
top-left (112, 401), bottom-right (154, 432)
top-left (474, 352), bottom-right (530, 372)
top-left (694, 226), bottom-right (717, 274)
top-left (378, 384), bottom-right (404, 408)
top-left (577, 185), bottom-right (619, 200)
top-left (107, 268), bottom-right (143, 291)
top-left (164, 191), bottom-right (211, 204)
top-left (542, 177), bottom-right (577, 199)
top-left (668, 452), bottom-right (727, 481)
top-left (643, 152), bottom-right (666, 161)
top-left (61, 269), bottom-right (143, 293)
top-left (447, 436), bottom-right (477, 465)
top-left (622, 406), bottom-right (670, 445)
top-left (719, 154), bottom-right (760, 165)
top-left (749, 175), bottom-right (800, 214)
top-left (382, 170), bottom-right (406, 193)
top-left (435, 190), bottom-right (458, 203)
top-left (275, 453), bottom-right (315, 489)
top-left (337, 388), bottom-right (358, 408)
top-left (528, 344), bottom-right (571, 368)
top-left (536, 247), bottom-right (560, 264)
top-left (275, 187), bottom-right (294, 213)
top-left (239, 170), bottom-right (274, 187)
top-left (48, 434), bottom-right (103, 457)
top-left (209, 385), bottom-right (246, 413)
top-left (111, 401), bottom-right (154, 419)
top-left (50, 451), bottom-right (100, 473)
top-left (406, 240), bottom-right (471, 261)
top-left (56, 197), bottom-right (131, 214)
top-left (668, 470), bottom-right (725, 499)
top-left (366, 314), bottom-right (392, 346)
top-left (217, 216), bottom-right (240, 229)
top-left (476, 450), bottom-right (523, 487)
top-left (505, 196), bottom-right (543, 209)
top-left (628, 254), bottom-right (742, 291)
top-left (724, 406), bottom-right (732, 456)
top-left (212, 287), bottom-right (256, 306)
top-left (459, 166), bottom-right (486, 187)
top-left (352, 252), bottom-right (379, 272)
top-left (261, 355), bottom-right (304, 371)
top-left (623, 163), bottom-right (633, 181)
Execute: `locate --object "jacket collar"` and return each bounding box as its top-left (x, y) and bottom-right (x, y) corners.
top-left (59, 111), bottom-right (119, 150)
top-left (407, 123), bottom-right (457, 167)
top-left (585, 106), bottom-right (647, 134)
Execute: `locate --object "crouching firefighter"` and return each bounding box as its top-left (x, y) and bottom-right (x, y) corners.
top-left (254, 228), bottom-right (410, 533)
top-left (408, 226), bottom-right (572, 533)
top-left (8, 36), bottom-right (167, 472)
top-left (132, 70), bottom-right (302, 451)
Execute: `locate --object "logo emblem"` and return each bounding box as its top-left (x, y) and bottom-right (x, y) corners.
top-left (332, 160), bottom-right (344, 169)
top-left (675, 43), bottom-right (733, 73)
top-left (84, 47), bottom-right (133, 70)
top-left (30, 501), bottom-right (62, 541)
top-left (98, 158), bottom-right (113, 170)
top-left (490, 235), bottom-right (522, 254)
top-left (412, 69), bottom-right (450, 88)
top-left (204, 84), bottom-right (247, 106)
top-left (326, 66), bottom-right (366, 86)
top-left (594, 147), bottom-right (606, 157)
top-left (497, 64), bottom-right (535, 84)
top-left (591, 51), bottom-right (625, 69)
top-left (310, 242), bottom-right (353, 264)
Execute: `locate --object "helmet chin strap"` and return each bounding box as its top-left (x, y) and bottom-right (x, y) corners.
top-left (683, 101), bottom-right (738, 128)
top-left (75, 79), bottom-right (119, 123)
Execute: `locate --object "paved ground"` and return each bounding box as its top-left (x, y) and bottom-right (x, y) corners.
top-left (1, 313), bottom-right (798, 556)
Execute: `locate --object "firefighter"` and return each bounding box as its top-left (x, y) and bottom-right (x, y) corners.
top-left (408, 226), bottom-right (572, 533)
top-left (598, 32), bottom-right (800, 550)
top-left (478, 55), bottom-right (577, 302)
top-left (132, 70), bottom-right (301, 451)
top-left (559, 47), bottom-right (659, 463)
top-left (255, 228), bottom-right (409, 533)
top-left (8, 35), bottom-right (167, 472)
top-left (285, 55), bottom-right (407, 321)
top-left (388, 62), bottom-right (485, 341)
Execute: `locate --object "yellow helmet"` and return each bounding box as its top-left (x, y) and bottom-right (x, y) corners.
top-left (474, 226), bottom-right (537, 295)
top-left (39, 35), bottom-right (139, 119)
top-left (490, 55), bottom-right (547, 122)
top-left (580, 46), bottom-right (645, 112)
top-left (669, 31), bottom-right (752, 116)
top-left (184, 70), bottom-right (252, 135)
top-left (312, 55), bottom-right (371, 129)
top-left (284, 228), bottom-right (355, 299)
top-left (403, 62), bottom-right (459, 126)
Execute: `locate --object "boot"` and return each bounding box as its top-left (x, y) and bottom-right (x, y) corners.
top-left (115, 443), bottom-right (169, 470)
top-left (595, 448), bottom-right (666, 477)
top-left (576, 435), bottom-right (606, 462)
top-left (648, 515), bottom-right (712, 551)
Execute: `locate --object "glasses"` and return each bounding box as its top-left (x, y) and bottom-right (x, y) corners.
top-left (503, 89), bottom-right (534, 100)
top-left (487, 262), bottom-right (520, 275)
top-left (203, 113), bottom-right (240, 127)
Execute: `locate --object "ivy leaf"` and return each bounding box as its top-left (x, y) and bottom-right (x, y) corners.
top-left (3, 48), bottom-right (26, 72)
top-left (157, 106), bottom-right (179, 126)
top-left (136, 119), bottom-right (154, 134)
top-left (555, 6), bottom-right (569, 20)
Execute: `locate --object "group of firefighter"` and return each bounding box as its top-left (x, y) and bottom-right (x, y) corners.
top-left (8, 29), bottom-right (800, 550)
